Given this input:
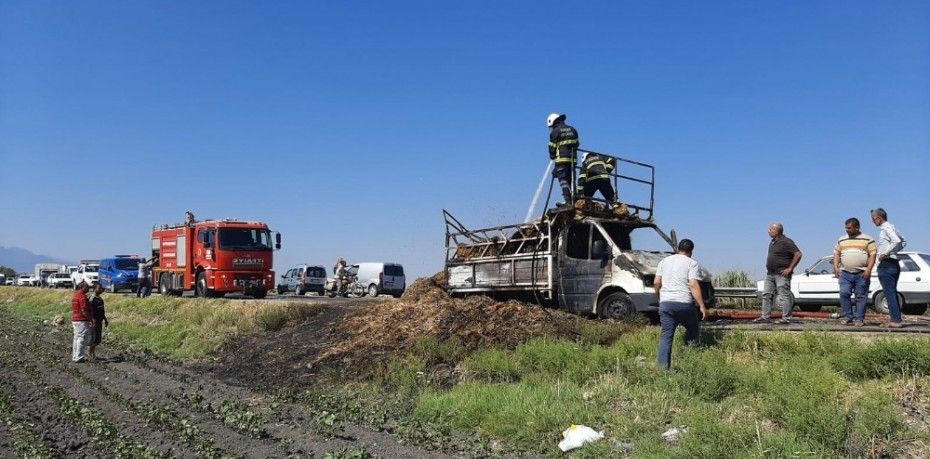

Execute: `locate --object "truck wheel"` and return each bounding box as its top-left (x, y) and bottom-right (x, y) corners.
top-left (277, 285), bottom-right (285, 295)
top-left (598, 291), bottom-right (636, 321)
top-left (251, 290), bottom-right (267, 299)
top-left (159, 275), bottom-right (169, 295)
top-left (195, 272), bottom-right (207, 297)
top-left (367, 284), bottom-right (379, 297)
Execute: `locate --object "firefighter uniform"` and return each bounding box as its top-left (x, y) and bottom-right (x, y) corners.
top-left (548, 120), bottom-right (580, 204)
top-left (576, 153), bottom-right (616, 203)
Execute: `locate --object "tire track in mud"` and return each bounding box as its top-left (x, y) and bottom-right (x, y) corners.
top-left (0, 312), bottom-right (447, 458)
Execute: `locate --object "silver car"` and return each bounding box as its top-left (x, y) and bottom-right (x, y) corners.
top-left (277, 264), bottom-right (327, 296)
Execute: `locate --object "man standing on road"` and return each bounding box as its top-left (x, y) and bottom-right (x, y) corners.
top-left (833, 218), bottom-right (877, 327)
top-left (871, 208), bottom-right (907, 328)
top-left (71, 282), bottom-right (95, 363)
top-left (755, 223), bottom-right (802, 324)
top-left (653, 239), bottom-right (710, 370)
top-left (547, 113), bottom-right (580, 207)
top-left (137, 256), bottom-right (157, 298)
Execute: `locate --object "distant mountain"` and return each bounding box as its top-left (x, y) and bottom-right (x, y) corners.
top-left (0, 246), bottom-right (73, 273)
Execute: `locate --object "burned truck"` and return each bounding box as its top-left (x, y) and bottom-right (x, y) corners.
top-left (444, 152), bottom-right (713, 319)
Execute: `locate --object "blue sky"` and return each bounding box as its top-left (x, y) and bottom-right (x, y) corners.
top-left (1, 1), bottom-right (928, 278)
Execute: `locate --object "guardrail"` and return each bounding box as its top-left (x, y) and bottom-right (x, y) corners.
top-left (713, 287), bottom-right (760, 309)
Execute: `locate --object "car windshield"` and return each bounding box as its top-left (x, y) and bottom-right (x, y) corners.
top-left (85, 265), bottom-right (99, 272)
top-left (599, 222), bottom-right (673, 252)
top-left (115, 259), bottom-right (140, 270)
top-left (808, 258), bottom-right (834, 275)
top-left (218, 228), bottom-right (273, 251)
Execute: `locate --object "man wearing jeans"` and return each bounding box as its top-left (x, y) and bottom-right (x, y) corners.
top-left (871, 208), bottom-right (906, 328)
top-left (833, 218), bottom-right (877, 327)
top-left (653, 239), bottom-right (710, 370)
top-left (756, 223), bottom-right (802, 324)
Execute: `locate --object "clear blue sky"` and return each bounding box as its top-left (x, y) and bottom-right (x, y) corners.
top-left (2, 1), bottom-right (928, 279)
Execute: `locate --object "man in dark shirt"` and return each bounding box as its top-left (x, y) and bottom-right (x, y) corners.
top-left (88, 284), bottom-right (109, 361)
top-left (755, 223), bottom-right (802, 324)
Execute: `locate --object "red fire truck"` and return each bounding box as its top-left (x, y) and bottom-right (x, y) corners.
top-left (151, 218), bottom-right (281, 298)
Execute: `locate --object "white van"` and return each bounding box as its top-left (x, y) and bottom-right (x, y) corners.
top-left (355, 262), bottom-right (405, 298)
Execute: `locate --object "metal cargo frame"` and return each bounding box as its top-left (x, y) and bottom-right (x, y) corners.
top-left (443, 210), bottom-right (558, 299)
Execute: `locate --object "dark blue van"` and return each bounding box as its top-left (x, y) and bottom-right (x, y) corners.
top-left (98, 256), bottom-right (141, 293)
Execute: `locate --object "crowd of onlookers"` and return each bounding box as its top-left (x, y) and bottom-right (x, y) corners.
top-left (654, 207), bottom-right (907, 370)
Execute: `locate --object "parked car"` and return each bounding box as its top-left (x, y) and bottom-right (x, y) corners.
top-left (277, 264), bottom-right (327, 295)
top-left (756, 252), bottom-right (930, 315)
top-left (46, 273), bottom-right (74, 289)
top-left (71, 260), bottom-right (100, 287)
top-left (16, 274), bottom-right (36, 286)
top-left (98, 256), bottom-right (141, 293)
top-left (3, 278), bottom-right (12, 285)
top-left (355, 262), bottom-right (406, 298)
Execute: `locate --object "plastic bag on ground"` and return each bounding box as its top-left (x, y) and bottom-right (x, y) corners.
top-left (558, 424), bottom-right (604, 452)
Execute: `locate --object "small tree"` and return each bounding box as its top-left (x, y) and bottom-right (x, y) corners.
top-left (0, 265), bottom-right (16, 278)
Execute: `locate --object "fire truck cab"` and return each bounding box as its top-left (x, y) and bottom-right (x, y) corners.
top-left (151, 218), bottom-right (281, 298)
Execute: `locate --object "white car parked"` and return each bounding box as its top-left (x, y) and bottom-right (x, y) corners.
top-left (16, 274), bottom-right (36, 286)
top-left (46, 273), bottom-right (74, 289)
top-left (756, 252), bottom-right (930, 315)
top-left (71, 262), bottom-right (100, 287)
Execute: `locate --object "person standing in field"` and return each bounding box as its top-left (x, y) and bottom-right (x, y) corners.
top-left (871, 208), bottom-right (907, 328)
top-left (653, 239), bottom-right (710, 370)
top-left (833, 217), bottom-right (877, 327)
top-left (71, 282), bottom-right (94, 363)
top-left (87, 284), bottom-right (109, 361)
top-left (755, 223), bottom-right (802, 324)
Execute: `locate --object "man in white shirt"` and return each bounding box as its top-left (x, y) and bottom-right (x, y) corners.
top-left (653, 239), bottom-right (710, 370)
top-left (871, 208), bottom-right (907, 327)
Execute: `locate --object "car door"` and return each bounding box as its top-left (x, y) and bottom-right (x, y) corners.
top-left (896, 254), bottom-right (923, 300)
top-left (282, 269), bottom-right (294, 291)
top-left (796, 257), bottom-right (840, 301)
top-left (558, 222), bottom-right (610, 314)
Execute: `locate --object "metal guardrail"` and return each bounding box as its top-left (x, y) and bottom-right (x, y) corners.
top-left (713, 287), bottom-right (761, 309)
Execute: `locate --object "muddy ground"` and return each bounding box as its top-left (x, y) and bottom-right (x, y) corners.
top-left (0, 309), bottom-right (448, 458)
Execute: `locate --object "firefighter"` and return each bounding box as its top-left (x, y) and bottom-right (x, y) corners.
top-left (576, 151), bottom-right (617, 206)
top-left (547, 113), bottom-right (580, 207)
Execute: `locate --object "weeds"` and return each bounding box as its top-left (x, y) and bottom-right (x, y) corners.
top-left (0, 392), bottom-right (54, 459)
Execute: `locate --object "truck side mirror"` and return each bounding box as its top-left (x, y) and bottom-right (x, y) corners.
top-left (275, 232), bottom-right (282, 250)
top-left (592, 240), bottom-right (608, 259)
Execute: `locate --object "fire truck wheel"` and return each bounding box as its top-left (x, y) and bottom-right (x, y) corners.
top-left (598, 291), bottom-right (636, 321)
top-left (195, 272), bottom-right (208, 298)
top-left (159, 275), bottom-right (169, 295)
top-left (251, 290), bottom-right (267, 299)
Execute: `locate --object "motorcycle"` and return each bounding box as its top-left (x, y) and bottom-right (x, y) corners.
top-left (323, 273), bottom-right (365, 298)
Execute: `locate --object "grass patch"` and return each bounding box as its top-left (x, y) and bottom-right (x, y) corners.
top-left (409, 328), bottom-right (930, 456)
top-left (0, 286), bottom-right (323, 360)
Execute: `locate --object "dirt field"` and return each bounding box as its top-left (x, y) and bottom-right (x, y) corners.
top-left (0, 310), bottom-right (447, 458)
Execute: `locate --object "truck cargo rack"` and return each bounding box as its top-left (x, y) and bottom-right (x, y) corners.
top-left (443, 210), bottom-right (555, 296)
top-left (546, 149), bottom-right (656, 221)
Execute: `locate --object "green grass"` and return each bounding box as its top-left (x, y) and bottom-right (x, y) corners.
top-left (0, 286), bottom-right (323, 360)
top-left (407, 329), bottom-right (930, 456)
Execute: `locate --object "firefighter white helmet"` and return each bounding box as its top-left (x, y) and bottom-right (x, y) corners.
top-left (546, 113), bottom-right (565, 127)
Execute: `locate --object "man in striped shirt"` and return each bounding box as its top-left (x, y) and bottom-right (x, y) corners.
top-left (832, 218), bottom-right (877, 326)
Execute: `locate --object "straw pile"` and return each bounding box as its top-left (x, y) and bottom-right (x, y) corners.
top-left (312, 272), bottom-right (585, 370)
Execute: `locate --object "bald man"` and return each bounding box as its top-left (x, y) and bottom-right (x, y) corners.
top-left (755, 223), bottom-right (802, 324)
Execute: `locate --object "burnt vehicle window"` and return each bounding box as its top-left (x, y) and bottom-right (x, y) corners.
top-left (385, 265), bottom-right (404, 276)
top-left (600, 222), bottom-right (673, 252)
top-left (309, 267), bottom-right (326, 278)
top-left (218, 228), bottom-right (273, 251)
top-left (566, 224), bottom-right (591, 259)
